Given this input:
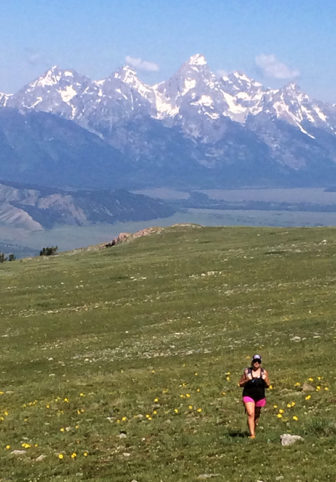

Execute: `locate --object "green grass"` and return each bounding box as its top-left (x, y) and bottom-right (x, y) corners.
top-left (0, 225), bottom-right (335, 481)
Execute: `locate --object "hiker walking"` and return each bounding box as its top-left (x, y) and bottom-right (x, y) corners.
top-left (239, 354), bottom-right (270, 439)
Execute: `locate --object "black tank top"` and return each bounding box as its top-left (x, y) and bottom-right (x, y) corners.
top-left (242, 368), bottom-right (266, 401)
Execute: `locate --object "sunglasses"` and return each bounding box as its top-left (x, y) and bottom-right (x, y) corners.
top-left (252, 359), bottom-right (261, 363)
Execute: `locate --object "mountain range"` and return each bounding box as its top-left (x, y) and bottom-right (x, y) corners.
top-left (0, 180), bottom-right (175, 231)
top-left (1, 53), bottom-right (336, 190)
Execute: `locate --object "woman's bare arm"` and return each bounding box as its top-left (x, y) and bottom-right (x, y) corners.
top-left (262, 369), bottom-right (270, 388)
top-left (239, 368), bottom-right (251, 387)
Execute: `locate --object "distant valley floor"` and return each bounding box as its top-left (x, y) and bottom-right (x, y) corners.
top-left (2, 197), bottom-right (336, 258)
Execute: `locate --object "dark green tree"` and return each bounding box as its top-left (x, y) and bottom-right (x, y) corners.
top-left (39, 246), bottom-right (58, 256)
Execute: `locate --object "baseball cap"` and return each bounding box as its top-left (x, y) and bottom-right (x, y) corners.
top-left (252, 354), bottom-right (262, 362)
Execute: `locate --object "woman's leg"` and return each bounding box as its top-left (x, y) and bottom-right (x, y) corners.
top-left (244, 401), bottom-right (256, 437)
top-left (254, 399), bottom-right (266, 429)
top-left (254, 406), bottom-right (262, 428)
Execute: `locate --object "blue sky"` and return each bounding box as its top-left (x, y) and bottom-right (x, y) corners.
top-left (1, 0), bottom-right (335, 102)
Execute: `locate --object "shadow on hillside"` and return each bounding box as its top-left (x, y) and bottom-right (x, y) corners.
top-left (228, 430), bottom-right (249, 438)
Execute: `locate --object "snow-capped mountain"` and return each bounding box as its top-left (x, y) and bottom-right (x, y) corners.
top-left (5, 53), bottom-right (335, 137)
top-left (1, 54), bottom-right (336, 188)
top-left (4, 66), bottom-right (93, 119)
top-left (81, 66), bottom-right (156, 139)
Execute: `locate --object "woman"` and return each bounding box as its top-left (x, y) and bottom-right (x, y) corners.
top-left (239, 354), bottom-right (270, 439)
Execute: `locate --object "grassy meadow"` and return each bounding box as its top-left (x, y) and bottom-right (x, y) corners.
top-left (0, 224), bottom-right (335, 481)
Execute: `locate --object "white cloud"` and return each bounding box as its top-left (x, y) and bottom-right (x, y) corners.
top-left (24, 48), bottom-right (43, 66)
top-left (125, 56), bottom-right (159, 72)
top-left (255, 54), bottom-right (300, 79)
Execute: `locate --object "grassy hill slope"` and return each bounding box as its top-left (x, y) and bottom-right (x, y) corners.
top-left (0, 225), bottom-right (335, 481)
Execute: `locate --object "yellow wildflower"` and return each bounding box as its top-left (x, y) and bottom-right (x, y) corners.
top-left (294, 382), bottom-right (301, 387)
top-left (279, 409), bottom-right (284, 414)
top-left (277, 414), bottom-right (283, 418)
top-left (5, 445), bottom-right (10, 450)
top-left (197, 408), bottom-right (202, 413)
top-left (324, 387), bottom-right (329, 391)
top-left (174, 409), bottom-right (179, 414)
top-left (121, 416), bottom-right (127, 422)
top-left (305, 395), bottom-right (311, 400)
top-left (273, 404), bottom-right (278, 409)
top-left (188, 405), bottom-right (193, 410)
top-left (58, 453), bottom-right (64, 460)
top-left (79, 393), bottom-right (85, 397)
top-left (83, 451), bottom-right (88, 457)
top-left (292, 416), bottom-right (299, 421)
top-left (71, 452), bottom-right (77, 459)
top-left (316, 386), bottom-right (321, 391)
top-left (186, 393), bottom-right (191, 398)
top-left (308, 377), bottom-right (314, 382)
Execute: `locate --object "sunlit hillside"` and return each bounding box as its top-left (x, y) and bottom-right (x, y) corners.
top-left (0, 225), bottom-right (335, 480)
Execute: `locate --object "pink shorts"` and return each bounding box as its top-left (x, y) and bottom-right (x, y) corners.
top-left (242, 396), bottom-right (266, 407)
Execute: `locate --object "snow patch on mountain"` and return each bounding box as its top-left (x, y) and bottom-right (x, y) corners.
top-left (188, 54), bottom-right (207, 66)
top-left (114, 66), bottom-right (153, 101)
top-left (153, 87), bottom-right (179, 118)
top-left (0, 92), bottom-right (11, 107)
top-left (59, 85), bottom-right (77, 103)
top-left (31, 65), bottom-right (62, 88)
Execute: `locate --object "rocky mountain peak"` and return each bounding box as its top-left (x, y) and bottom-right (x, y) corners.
top-left (187, 53), bottom-right (207, 67)
top-left (114, 65), bottom-right (138, 84)
top-left (30, 65), bottom-right (64, 88)
top-left (23, 66), bottom-right (91, 100)
top-left (281, 82), bottom-right (303, 97)
top-left (2, 54), bottom-right (336, 175)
